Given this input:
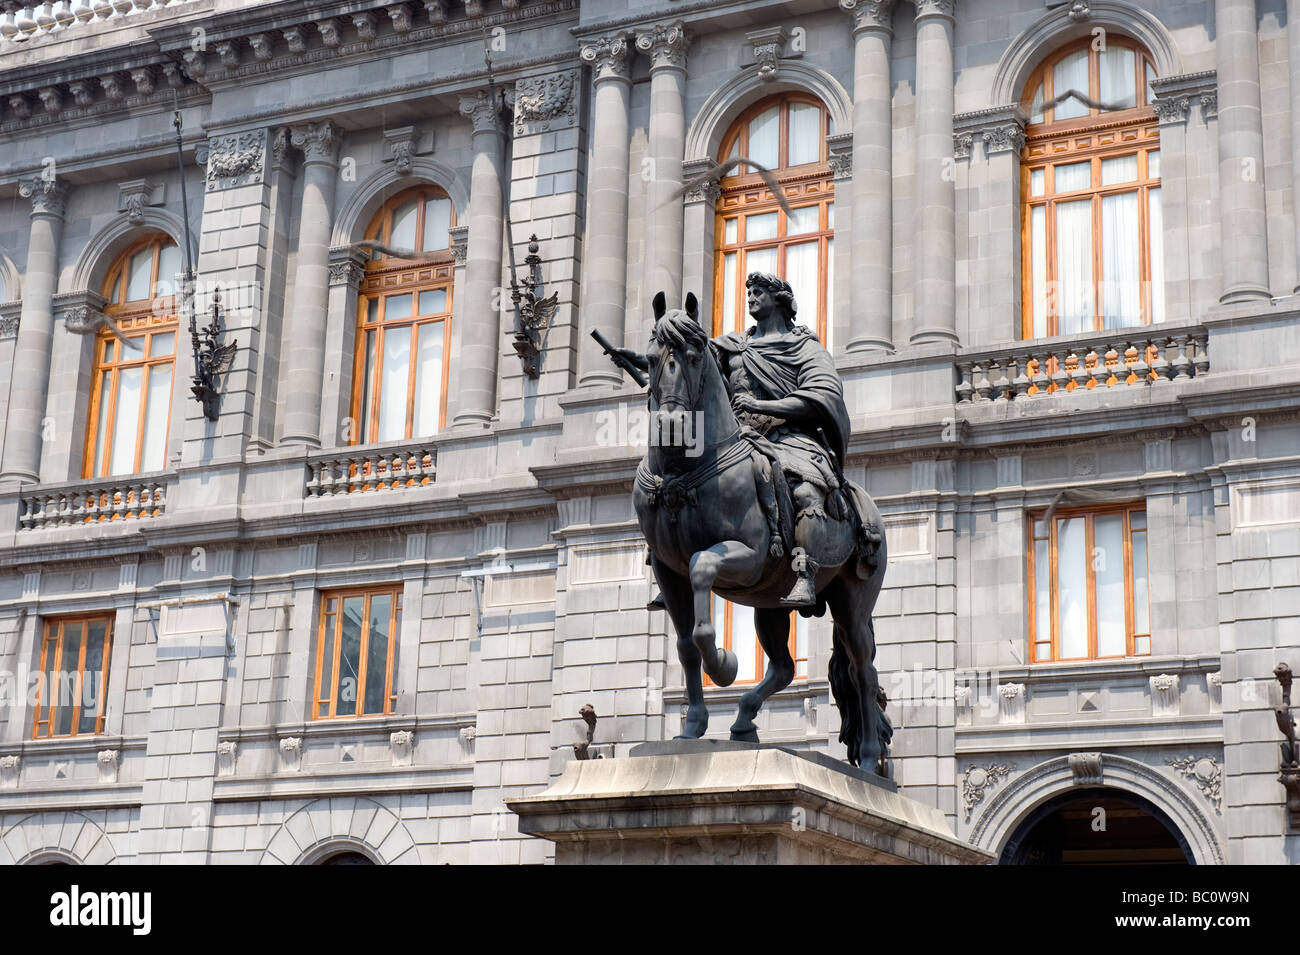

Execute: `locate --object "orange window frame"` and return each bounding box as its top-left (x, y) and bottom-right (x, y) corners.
top-left (1027, 503), bottom-right (1151, 663)
top-left (351, 186), bottom-right (457, 445)
top-left (31, 613), bottom-right (114, 739)
top-left (704, 598), bottom-right (809, 687)
top-left (1020, 37), bottom-right (1162, 339)
top-left (713, 93), bottom-right (835, 344)
top-left (312, 586), bottom-right (403, 720)
top-left (83, 235), bottom-right (179, 479)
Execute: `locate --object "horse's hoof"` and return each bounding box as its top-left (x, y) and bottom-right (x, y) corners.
top-left (729, 728), bottom-right (760, 743)
top-left (710, 648), bottom-right (739, 688)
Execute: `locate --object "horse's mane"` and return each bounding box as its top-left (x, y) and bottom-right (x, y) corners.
top-left (650, 310), bottom-right (708, 354)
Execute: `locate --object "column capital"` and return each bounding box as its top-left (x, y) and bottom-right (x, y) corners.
top-left (289, 119), bottom-right (341, 165)
top-left (458, 89), bottom-right (505, 135)
top-left (634, 21), bottom-right (690, 72)
top-left (839, 0), bottom-right (895, 33)
top-left (915, 0), bottom-right (955, 21)
top-left (18, 177), bottom-right (70, 218)
top-left (580, 33), bottom-right (632, 83)
top-left (328, 245), bottom-right (369, 287)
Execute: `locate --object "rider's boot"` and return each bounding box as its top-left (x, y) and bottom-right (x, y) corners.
top-left (779, 534), bottom-right (821, 607)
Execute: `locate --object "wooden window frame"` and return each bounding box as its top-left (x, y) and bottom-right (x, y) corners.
top-left (312, 585), bottom-right (403, 720)
top-left (83, 234), bottom-right (179, 479)
top-left (31, 613), bottom-right (114, 739)
top-left (704, 598), bottom-right (809, 687)
top-left (713, 93), bottom-right (835, 344)
top-left (351, 186), bottom-right (457, 446)
top-left (1020, 37), bottom-right (1161, 339)
top-left (1027, 503), bottom-right (1151, 663)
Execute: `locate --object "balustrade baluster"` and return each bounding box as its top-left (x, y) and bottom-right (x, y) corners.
top-left (955, 363), bottom-right (973, 403)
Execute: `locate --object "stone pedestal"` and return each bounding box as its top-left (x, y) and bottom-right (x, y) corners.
top-left (508, 741), bottom-right (993, 865)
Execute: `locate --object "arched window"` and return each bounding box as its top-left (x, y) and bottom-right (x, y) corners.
top-left (352, 186), bottom-right (456, 445)
top-left (714, 93), bottom-right (835, 348)
top-left (84, 235), bottom-right (180, 478)
top-left (1021, 37), bottom-right (1162, 339)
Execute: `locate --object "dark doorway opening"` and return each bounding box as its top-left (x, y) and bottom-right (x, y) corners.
top-left (1001, 788), bottom-right (1193, 865)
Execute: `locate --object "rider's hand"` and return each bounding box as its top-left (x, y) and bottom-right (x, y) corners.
top-left (731, 393), bottom-right (761, 415)
top-left (615, 347), bottom-right (649, 371)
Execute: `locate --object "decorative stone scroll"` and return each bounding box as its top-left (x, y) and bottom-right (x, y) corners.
top-left (278, 736), bottom-right (303, 772)
top-left (97, 749), bottom-right (121, 784)
top-left (962, 762), bottom-right (1014, 822)
top-left (1150, 674), bottom-right (1180, 717)
top-left (1067, 752), bottom-right (1103, 785)
top-left (513, 70), bottom-right (579, 135)
top-left (390, 730), bottom-right (414, 767)
top-left (1166, 755), bottom-right (1222, 814)
top-left (216, 740), bottom-right (238, 776)
top-left (998, 682), bottom-right (1026, 724)
top-left (204, 129), bottom-right (268, 191)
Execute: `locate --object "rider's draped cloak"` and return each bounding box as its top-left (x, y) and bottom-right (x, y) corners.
top-left (712, 324), bottom-right (850, 492)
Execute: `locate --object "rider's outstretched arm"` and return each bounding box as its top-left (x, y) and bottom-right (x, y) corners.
top-left (614, 347), bottom-right (650, 371)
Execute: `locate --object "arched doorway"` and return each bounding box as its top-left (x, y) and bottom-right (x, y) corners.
top-left (316, 851), bottom-right (376, 866)
top-left (1001, 788), bottom-right (1192, 865)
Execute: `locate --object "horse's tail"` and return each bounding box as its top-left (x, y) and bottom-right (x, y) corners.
top-left (829, 619), bottom-right (863, 766)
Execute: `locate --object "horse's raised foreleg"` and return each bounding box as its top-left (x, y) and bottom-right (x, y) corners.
top-left (730, 607), bottom-right (794, 742)
top-left (651, 556), bottom-right (709, 738)
top-left (688, 541), bottom-right (763, 688)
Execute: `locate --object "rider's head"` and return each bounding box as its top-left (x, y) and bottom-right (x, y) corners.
top-left (745, 272), bottom-right (797, 328)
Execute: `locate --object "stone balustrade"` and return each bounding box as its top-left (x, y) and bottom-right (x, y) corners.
top-left (304, 442), bottom-right (437, 498)
top-left (955, 322), bottom-right (1209, 404)
top-left (0, 1), bottom-right (199, 47)
top-left (18, 474), bottom-right (168, 530)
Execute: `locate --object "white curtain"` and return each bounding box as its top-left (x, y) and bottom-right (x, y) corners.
top-left (378, 326), bottom-right (411, 442)
top-left (785, 240), bottom-right (819, 337)
top-left (748, 107), bottom-right (780, 171)
top-left (787, 102), bottom-right (821, 166)
top-left (1094, 513), bottom-right (1126, 656)
top-left (1031, 205), bottom-right (1047, 338)
top-left (412, 323), bottom-right (444, 437)
top-left (1148, 187), bottom-right (1165, 323)
top-left (1057, 517), bottom-right (1088, 658)
top-left (1055, 199), bottom-right (1093, 334)
top-left (1053, 50), bottom-right (1090, 120)
top-left (1102, 191), bottom-right (1141, 328)
top-left (140, 364), bottom-right (172, 472)
top-left (110, 367), bottom-right (142, 476)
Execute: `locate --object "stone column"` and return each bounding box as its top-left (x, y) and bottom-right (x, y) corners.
top-left (911, 0), bottom-right (958, 345)
top-left (578, 34), bottom-right (632, 388)
top-left (1216, 0), bottom-right (1271, 303)
top-left (280, 120), bottom-right (340, 446)
top-left (841, 0), bottom-right (895, 352)
top-left (453, 89), bottom-right (507, 427)
top-left (635, 22), bottom-right (690, 307)
top-left (0, 178), bottom-right (69, 484)
top-left (1289, 0), bottom-right (1300, 292)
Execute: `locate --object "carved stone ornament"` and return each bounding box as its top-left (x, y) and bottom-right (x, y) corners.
top-left (963, 763), bottom-right (1014, 822)
top-left (998, 682), bottom-right (1026, 724)
top-left (514, 70), bottom-right (579, 135)
top-left (449, 224), bottom-right (469, 264)
top-left (982, 122), bottom-right (1026, 155)
top-left (205, 129), bottom-right (268, 191)
top-left (328, 246), bottom-right (369, 287)
top-left (390, 730), bottom-right (414, 767)
top-left (839, 0), bottom-right (895, 32)
top-left (953, 131), bottom-right (974, 159)
top-left (459, 89), bottom-right (503, 135)
top-left (1151, 95), bottom-right (1190, 125)
top-left (635, 22), bottom-right (690, 72)
top-left (118, 179), bottom-right (163, 223)
top-left (915, 0), bottom-right (956, 18)
top-left (1167, 755), bottom-right (1223, 814)
top-left (383, 125), bottom-right (419, 173)
top-left (827, 132), bottom-right (854, 181)
top-left (19, 177), bottom-right (70, 217)
top-left (1067, 752), bottom-right (1103, 785)
top-left (580, 34), bottom-right (631, 83)
top-left (96, 749), bottom-right (120, 784)
top-left (0, 310), bottom-right (19, 339)
top-left (1150, 673), bottom-right (1180, 717)
top-left (279, 736), bottom-right (303, 772)
top-left (746, 27), bottom-right (786, 82)
top-left (1067, 1), bottom-right (1091, 21)
top-left (290, 120), bottom-right (342, 165)
top-left (216, 740), bottom-right (238, 776)
top-left (0, 754), bottom-right (18, 789)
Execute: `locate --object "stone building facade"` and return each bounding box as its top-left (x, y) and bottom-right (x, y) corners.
top-left (0, 0), bottom-right (1295, 865)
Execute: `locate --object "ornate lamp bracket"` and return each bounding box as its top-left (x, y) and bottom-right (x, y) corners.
top-left (1274, 663), bottom-right (1300, 833)
top-left (188, 282), bottom-right (237, 422)
top-left (509, 234), bottom-right (558, 379)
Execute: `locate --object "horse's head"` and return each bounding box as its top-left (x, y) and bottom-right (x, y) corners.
top-left (647, 291), bottom-right (707, 413)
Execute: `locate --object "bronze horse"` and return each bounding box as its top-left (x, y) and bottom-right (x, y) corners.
top-left (625, 291), bottom-right (892, 775)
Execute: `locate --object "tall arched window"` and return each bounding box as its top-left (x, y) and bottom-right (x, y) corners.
top-left (1021, 37), bottom-right (1162, 339)
top-left (714, 93), bottom-right (835, 348)
top-left (352, 186), bottom-right (456, 445)
top-left (84, 235), bottom-right (180, 478)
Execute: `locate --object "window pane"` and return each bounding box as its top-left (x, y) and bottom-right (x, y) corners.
top-left (150, 331), bottom-right (175, 357)
top-left (730, 602), bottom-right (757, 683)
top-left (1052, 50), bottom-right (1090, 120)
top-left (748, 106), bottom-right (780, 170)
top-left (110, 366), bottom-right (143, 475)
top-left (1055, 199), bottom-right (1094, 334)
top-left (1057, 517), bottom-right (1088, 658)
top-left (140, 363), bottom-right (172, 473)
top-left (385, 293), bottom-right (413, 320)
top-left (1134, 634), bottom-right (1151, 655)
top-left (1030, 168), bottom-right (1045, 197)
top-left (156, 243), bottom-right (181, 299)
top-left (365, 297), bottom-right (379, 324)
top-left (1101, 154), bottom-right (1137, 185)
top-left (55, 623), bottom-right (83, 737)
top-left (724, 218), bottom-right (738, 244)
top-left (1147, 150), bottom-right (1160, 180)
top-left (363, 594), bottom-right (392, 715)
top-left (337, 596), bottom-right (365, 716)
top-left (794, 613), bottom-right (807, 679)
top-left (422, 197), bottom-right (451, 252)
top-left (412, 323), bottom-right (444, 438)
top-left (360, 330), bottom-right (376, 443)
top-left (1034, 537), bottom-right (1051, 652)
top-left (827, 202), bottom-right (834, 230)
top-left (93, 374), bottom-right (112, 477)
top-left (379, 326), bottom-right (411, 442)
top-left (1146, 62), bottom-right (1157, 104)
top-left (745, 247), bottom-right (777, 282)
top-left (418, 288), bottom-right (447, 315)
top-left (723, 252), bottom-right (738, 333)
top-left (77, 621), bottom-right (108, 735)
top-left (746, 212), bottom-right (778, 242)
top-left (1094, 514), bottom-right (1126, 656)
top-left (824, 237), bottom-right (834, 352)
top-left (787, 102), bottom-right (821, 166)
top-left (390, 200), bottom-right (417, 252)
top-left (1054, 161), bottom-right (1091, 192)
top-left (787, 204), bottom-right (819, 236)
top-left (318, 616), bottom-right (335, 717)
top-left (1148, 187), bottom-right (1165, 324)
top-left (1030, 82), bottom-right (1044, 124)
top-left (1031, 205), bottom-right (1047, 338)
top-left (125, 246), bottom-right (154, 301)
top-left (1100, 46), bottom-right (1136, 110)
top-left (39, 633), bottom-right (58, 733)
top-left (785, 241), bottom-right (820, 337)
top-left (1132, 529), bottom-right (1150, 635)
top-left (1101, 191), bottom-right (1141, 328)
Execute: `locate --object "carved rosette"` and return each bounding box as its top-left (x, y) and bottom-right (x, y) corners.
top-left (580, 34), bottom-right (631, 83)
top-left (635, 21), bottom-right (690, 72)
top-left (839, 0), bottom-right (895, 32)
top-left (205, 129), bottom-right (269, 191)
top-left (290, 120), bottom-right (341, 166)
top-left (915, 0), bottom-right (956, 19)
top-left (513, 70), bottom-right (579, 135)
top-left (19, 177), bottom-right (70, 218)
top-left (962, 763), bottom-right (1014, 823)
top-left (459, 89), bottom-right (502, 135)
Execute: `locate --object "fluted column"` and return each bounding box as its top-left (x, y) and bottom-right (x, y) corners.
top-left (578, 34), bottom-right (633, 387)
top-left (1, 178), bottom-right (69, 484)
top-left (841, 0), bottom-right (895, 352)
top-left (636, 22), bottom-right (690, 307)
top-left (911, 0), bottom-right (958, 345)
top-left (453, 89), bottom-right (507, 427)
top-left (1216, 0), bottom-right (1271, 302)
top-left (280, 120), bottom-right (340, 446)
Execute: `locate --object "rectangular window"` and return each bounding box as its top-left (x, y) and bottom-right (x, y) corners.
top-left (32, 614), bottom-right (113, 739)
top-left (313, 587), bottom-right (402, 720)
top-left (706, 597), bottom-right (808, 686)
top-left (1028, 504), bottom-right (1150, 662)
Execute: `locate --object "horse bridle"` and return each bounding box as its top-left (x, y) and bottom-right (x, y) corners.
top-left (648, 333), bottom-right (707, 419)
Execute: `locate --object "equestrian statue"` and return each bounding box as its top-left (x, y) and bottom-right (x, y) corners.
top-left (600, 272), bottom-right (892, 776)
